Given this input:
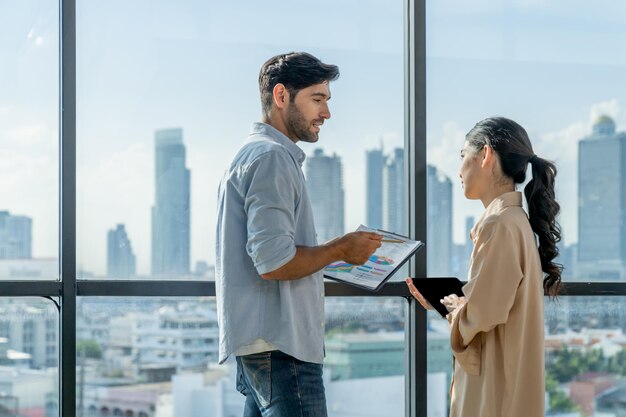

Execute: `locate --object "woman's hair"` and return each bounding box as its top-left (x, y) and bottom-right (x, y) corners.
top-left (466, 116), bottom-right (563, 297)
top-left (258, 52), bottom-right (340, 119)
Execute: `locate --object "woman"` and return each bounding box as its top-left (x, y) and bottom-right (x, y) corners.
top-left (407, 116), bottom-right (562, 417)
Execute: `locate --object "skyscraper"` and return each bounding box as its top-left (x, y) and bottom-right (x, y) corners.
top-left (384, 148), bottom-right (406, 235)
top-left (151, 128), bottom-right (191, 277)
top-left (366, 146), bottom-right (385, 230)
top-left (0, 211), bottom-right (32, 259)
top-left (306, 148), bottom-right (344, 243)
top-left (578, 115), bottom-right (626, 280)
top-left (107, 224), bottom-right (136, 278)
top-left (427, 165), bottom-right (452, 276)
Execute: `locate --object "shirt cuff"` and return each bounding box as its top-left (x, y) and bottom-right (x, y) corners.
top-left (449, 306), bottom-right (482, 376)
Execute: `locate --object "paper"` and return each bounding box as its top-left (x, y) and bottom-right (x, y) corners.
top-left (324, 225), bottom-right (424, 291)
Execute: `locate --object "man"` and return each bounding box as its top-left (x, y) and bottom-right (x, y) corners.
top-left (215, 52), bottom-right (382, 417)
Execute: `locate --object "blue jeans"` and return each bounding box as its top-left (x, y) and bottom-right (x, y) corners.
top-left (236, 350), bottom-right (328, 417)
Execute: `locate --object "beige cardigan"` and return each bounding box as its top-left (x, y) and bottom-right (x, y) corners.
top-left (447, 192), bottom-right (545, 417)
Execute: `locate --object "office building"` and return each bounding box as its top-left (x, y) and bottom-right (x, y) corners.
top-left (578, 115), bottom-right (626, 280)
top-left (366, 146), bottom-right (385, 230)
top-left (305, 148), bottom-right (345, 243)
top-left (384, 148), bottom-right (406, 235)
top-left (427, 165), bottom-right (453, 276)
top-left (0, 211), bottom-right (32, 259)
top-left (107, 224), bottom-right (136, 278)
top-left (151, 128), bottom-right (191, 277)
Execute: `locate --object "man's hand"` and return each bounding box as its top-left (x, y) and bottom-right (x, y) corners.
top-left (327, 231), bottom-right (383, 265)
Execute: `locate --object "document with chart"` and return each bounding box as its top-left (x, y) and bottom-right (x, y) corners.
top-left (323, 225), bottom-right (424, 291)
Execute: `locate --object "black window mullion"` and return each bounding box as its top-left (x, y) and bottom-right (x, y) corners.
top-left (406, 0), bottom-right (427, 416)
top-left (60, 0), bottom-right (77, 416)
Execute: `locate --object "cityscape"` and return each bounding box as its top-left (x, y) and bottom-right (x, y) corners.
top-left (1, 115), bottom-right (626, 416)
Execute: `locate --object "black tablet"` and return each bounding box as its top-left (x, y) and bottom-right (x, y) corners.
top-left (410, 277), bottom-right (465, 318)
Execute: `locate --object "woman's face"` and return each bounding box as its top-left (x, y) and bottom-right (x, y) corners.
top-left (459, 141), bottom-right (485, 200)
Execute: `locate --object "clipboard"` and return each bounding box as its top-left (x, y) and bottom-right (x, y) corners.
top-left (410, 277), bottom-right (465, 318)
top-left (323, 225), bottom-right (424, 292)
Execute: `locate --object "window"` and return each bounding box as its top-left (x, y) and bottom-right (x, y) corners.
top-left (5, 1), bottom-right (624, 417)
top-left (427, 1), bottom-right (626, 414)
top-left (0, 2), bottom-right (58, 281)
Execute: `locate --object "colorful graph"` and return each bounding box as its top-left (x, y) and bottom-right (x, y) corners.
top-left (369, 255), bottom-right (394, 265)
top-left (326, 262), bottom-right (356, 273)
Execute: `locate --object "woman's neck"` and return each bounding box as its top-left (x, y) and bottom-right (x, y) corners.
top-left (480, 183), bottom-right (515, 208)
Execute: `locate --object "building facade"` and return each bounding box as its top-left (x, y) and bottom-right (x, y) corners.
top-left (578, 116), bottom-right (626, 280)
top-left (107, 224), bottom-right (136, 278)
top-left (366, 146), bottom-right (385, 230)
top-left (151, 128), bottom-right (191, 277)
top-left (305, 148), bottom-right (345, 243)
top-left (427, 165), bottom-right (453, 277)
top-left (0, 211), bottom-right (32, 260)
top-left (384, 148), bottom-right (406, 235)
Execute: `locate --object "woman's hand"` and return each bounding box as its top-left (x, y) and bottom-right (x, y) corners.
top-left (441, 294), bottom-right (466, 313)
top-left (405, 278), bottom-right (433, 310)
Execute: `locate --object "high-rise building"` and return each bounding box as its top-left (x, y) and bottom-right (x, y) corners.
top-left (107, 224), bottom-right (136, 278)
top-left (578, 116), bottom-right (626, 280)
top-left (427, 165), bottom-right (452, 276)
top-left (366, 146), bottom-right (385, 230)
top-left (305, 148), bottom-right (344, 243)
top-left (151, 128), bottom-right (191, 277)
top-left (0, 211), bottom-right (32, 259)
top-left (383, 148), bottom-right (406, 235)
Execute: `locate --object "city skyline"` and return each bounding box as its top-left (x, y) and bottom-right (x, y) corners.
top-left (1, 112), bottom-right (619, 279)
top-left (3, 1), bottom-right (626, 277)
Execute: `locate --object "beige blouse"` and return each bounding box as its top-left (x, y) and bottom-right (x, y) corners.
top-left (447, 192), bottom-right (545, 417)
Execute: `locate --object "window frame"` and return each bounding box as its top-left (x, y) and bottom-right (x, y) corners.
top-left (0, 1), bottom-right (622, 416)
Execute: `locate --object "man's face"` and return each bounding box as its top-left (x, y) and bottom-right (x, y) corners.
top-left (284, 82), bottom-right (331, 143)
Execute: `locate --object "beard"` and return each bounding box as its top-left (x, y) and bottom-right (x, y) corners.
top-left (285, 101), bottom-right (319, 143)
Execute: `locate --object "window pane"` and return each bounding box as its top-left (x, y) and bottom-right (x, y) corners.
top-left (426, 310), bottom-right (453, 417)
top-left (426, 0), bottom-right (626, 280)
top-left (546, 296), bottom-right (626, 416)
top-left (76, 0), bottom-right (404, 280)
top-left (77, 296), bottom-right (405, 417)
top-left (0, 2), bottom-right (59, 280)
top-left (325, 297), bottom-right (405, 416)
top-left (0, 298), bottom-right (59, 417)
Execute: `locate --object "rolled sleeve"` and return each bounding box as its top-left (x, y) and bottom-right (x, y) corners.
top-left (449, 219), bottom-right (523, 374)
top-left (243, 150), bottom-right (300, 275)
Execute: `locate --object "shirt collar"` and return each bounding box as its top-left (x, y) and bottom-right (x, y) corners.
top-left (471, 191), bottom-right (523, 240)
top-left (247, 122), bottom-right (306, 166)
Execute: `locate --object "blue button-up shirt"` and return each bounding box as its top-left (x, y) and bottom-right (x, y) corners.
top-left (215, 122), bottom-right (325, 364)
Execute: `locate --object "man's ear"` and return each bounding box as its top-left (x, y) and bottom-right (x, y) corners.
top-left (272, 83), bottom-right (290, 110)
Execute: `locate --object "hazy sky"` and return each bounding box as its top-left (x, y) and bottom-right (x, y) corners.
top-left (1, 0), bottom-right (625, 276)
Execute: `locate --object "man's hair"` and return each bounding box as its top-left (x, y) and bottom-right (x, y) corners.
top-left (259, 52), bottom-right (339, 118)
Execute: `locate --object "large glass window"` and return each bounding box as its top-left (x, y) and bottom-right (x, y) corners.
top-left (426, 2), bottom-right (626, 416)
top-left (9, 1), bottom-right (626, 417)
top-left (76, 296), bottom-right (404, 417)
top-left (76, 0), bottom-right (404, 280)
top-left (0, 2), bottom-right (59, 280)
top-left (426, 0), bottom-right (626, 281)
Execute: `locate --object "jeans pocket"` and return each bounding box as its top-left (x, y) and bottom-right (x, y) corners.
top-left (239, 351), bottom-right (272, 408)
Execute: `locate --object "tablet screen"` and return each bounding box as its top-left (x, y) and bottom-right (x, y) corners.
top-left (410, 277), bottom-right (465, 318)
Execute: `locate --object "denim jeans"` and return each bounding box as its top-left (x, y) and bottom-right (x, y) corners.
top-left (236, 350), bottom-right (328, 417)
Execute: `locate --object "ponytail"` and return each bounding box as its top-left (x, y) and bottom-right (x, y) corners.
top-left (524, 156), bottom-right (563, 297)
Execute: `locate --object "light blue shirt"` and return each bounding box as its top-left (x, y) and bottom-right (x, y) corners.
top-left (215, 122), bottom-right (325, 364)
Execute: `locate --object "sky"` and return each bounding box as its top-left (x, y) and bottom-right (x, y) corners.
top-left (1, 0), bottom-right (625, 276)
